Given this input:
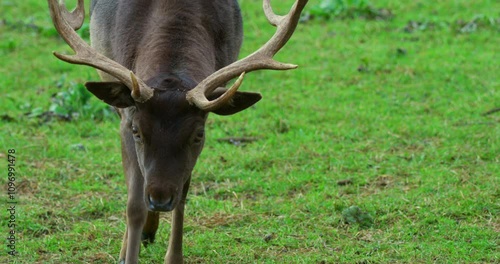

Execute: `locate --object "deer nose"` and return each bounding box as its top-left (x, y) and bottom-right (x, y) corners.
top-left (148, 194), bottom-right (175, 212)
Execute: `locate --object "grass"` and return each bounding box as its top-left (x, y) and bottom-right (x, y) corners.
top-left (1, 0), bottom-right (499, 263)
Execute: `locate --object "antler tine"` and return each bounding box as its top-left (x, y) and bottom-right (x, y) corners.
top-left (260, 0), bottom-right (308, 56)
top-left (59, 0), bottom-right (85, 30)
top-left (263, 0), bottom-right (283, 26)
top-left (48, 0), bottom-right (154, 103)
top-left (186, 0), bottom-right (308, 112)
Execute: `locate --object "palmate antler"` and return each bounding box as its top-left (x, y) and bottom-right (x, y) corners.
top-left (186, 0), bottom-right (309, 111)
top-left (47, 0), bottom-right (154, 102)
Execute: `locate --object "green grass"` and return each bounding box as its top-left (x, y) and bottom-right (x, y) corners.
top-left (1, 0), bottom-right (499, 263)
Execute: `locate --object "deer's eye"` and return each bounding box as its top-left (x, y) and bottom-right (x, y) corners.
top-left (193, 129), bottom-right (204, 144)
top-left (132, 125), bottom-right (141, 140)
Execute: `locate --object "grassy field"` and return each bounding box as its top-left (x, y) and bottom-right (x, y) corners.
top-left (1, 0), bottom-right (499, 263)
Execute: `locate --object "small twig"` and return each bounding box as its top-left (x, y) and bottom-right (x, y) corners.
top-left (482, 107), bottom-right (500, 116)
top-left (216, 137), bottom-right (260, 146)
top-left (454, 121), bottom-right (498, 127)
top-left (337, 179), bottom-right (353, 186)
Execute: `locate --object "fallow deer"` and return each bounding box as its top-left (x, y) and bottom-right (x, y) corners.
top-left (47, 0), bottom-right (308, 263)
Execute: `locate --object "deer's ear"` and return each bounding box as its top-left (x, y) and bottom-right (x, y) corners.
top-left (85, 81), bottom-right (135, 108)
top-left (208, 87), bottom-right (262, 116)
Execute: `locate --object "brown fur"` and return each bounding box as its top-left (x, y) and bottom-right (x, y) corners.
top-left (89, 1), bottom-right (259, 263)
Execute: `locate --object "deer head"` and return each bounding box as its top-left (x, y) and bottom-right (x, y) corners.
top-left (48, 0), bottom-right (307, 212)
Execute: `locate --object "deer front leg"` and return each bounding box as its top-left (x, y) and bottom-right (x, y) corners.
top-left (142, 211), bottom-right (160, 246)
top-left (119, 171), bottom-right (147, 264)
top-left (164, 177), bottom-right (191, 264)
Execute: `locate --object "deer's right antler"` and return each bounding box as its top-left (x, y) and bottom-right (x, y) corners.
top-left (48, 0), bottom-right (154, 103)
top-left (186, 0), bottom-right (308, 112)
